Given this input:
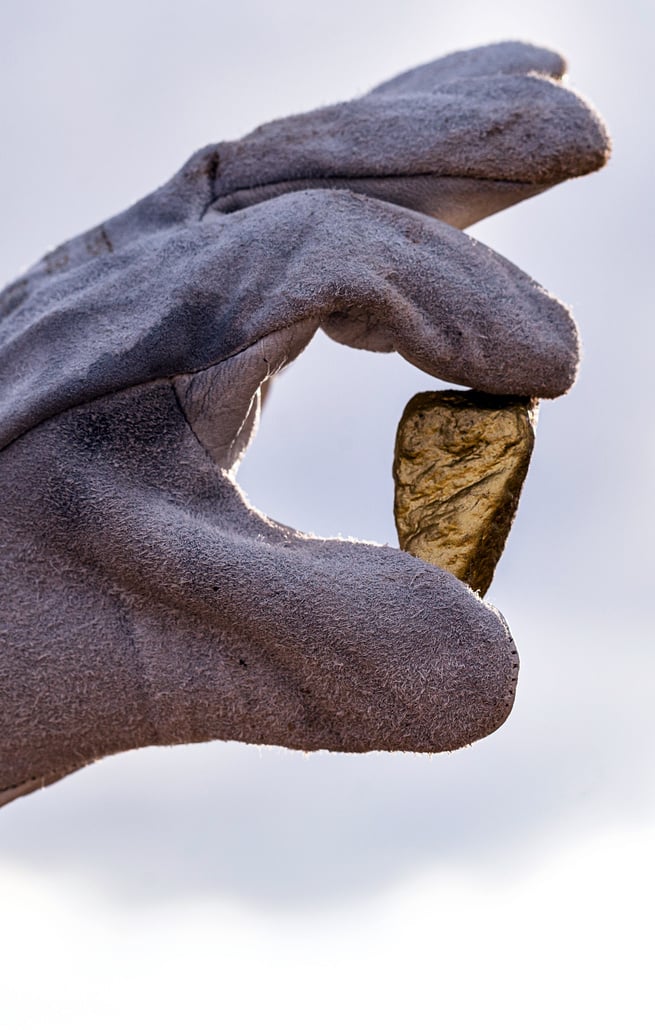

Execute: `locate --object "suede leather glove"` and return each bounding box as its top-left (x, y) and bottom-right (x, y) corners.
top-left (0, 42), bottom-right (609, 806)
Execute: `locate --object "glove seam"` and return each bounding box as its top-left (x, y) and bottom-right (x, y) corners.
top-left (205, 171), bottom-right (539, 217)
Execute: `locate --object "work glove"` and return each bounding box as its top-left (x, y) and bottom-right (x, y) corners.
top-left (0, 42), bottom-right (609, 806)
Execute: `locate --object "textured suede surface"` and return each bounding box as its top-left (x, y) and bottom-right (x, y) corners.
top-left (0, 42), bottom-right (610, 805)
top-left (0, 382), bottom-right (519, 797)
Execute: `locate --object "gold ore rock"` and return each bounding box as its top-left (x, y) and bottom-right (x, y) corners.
top-left (393, 391), bottom-right (538, 596)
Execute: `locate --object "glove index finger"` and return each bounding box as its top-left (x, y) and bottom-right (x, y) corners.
top-left (0, 189), bottom-right (578, 453)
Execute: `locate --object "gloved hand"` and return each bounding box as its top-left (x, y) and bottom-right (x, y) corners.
top-left (0, 42), bottom-right (609, 806)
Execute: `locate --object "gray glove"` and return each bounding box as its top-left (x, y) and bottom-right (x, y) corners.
top-left (0, 42), bottom-right (609, 806)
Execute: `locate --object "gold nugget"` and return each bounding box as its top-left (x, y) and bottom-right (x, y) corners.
top-left (393, 391), bottom-right (538, 596)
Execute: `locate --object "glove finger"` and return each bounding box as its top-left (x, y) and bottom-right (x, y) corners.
top-left (179, 190), bottom-right (581, 464)
top-left (369, 40), bottom-right (567, 96)
top-left (210, 73), bottom-right (609, 225)
top-left (9, 43), bottom-right (606, 302)
top-left (0, 188), bottom-right (581, 453)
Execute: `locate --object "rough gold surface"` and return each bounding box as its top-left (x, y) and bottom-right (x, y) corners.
top-left (393, 391), bottom-right (537, 596)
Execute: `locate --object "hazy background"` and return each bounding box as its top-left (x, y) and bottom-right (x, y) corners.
top-left (1, 1), bottom-right (653, 1026)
